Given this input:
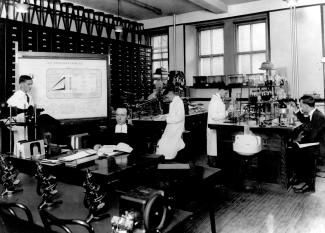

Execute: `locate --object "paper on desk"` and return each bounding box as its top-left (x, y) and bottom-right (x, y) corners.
top-left (296, 142), bottom-right (320, 148)
top-left (98, 145), bottom-right (117, 156)
top-left (98, 143), bottom-right (133, 157)
top-left (59, 149), bottom-right (97, 162)
top-left (115, 143), bottom-right (133, 153)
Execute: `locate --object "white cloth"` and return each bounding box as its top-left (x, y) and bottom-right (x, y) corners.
top-left (115, 124), bottom-right (128, 133)
top-left (7, 90), bottom-right (34, 155)
top-left (207, 93), bottom-right (227, 156)
top-left (157, 96), bottom-right (185, 160)
top-left (7, 90), bottom-right (33, 109)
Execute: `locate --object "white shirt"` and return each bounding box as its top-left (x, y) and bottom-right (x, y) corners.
top-left (309, 108), bottom-right (316, 121)
top-left (115, 124), bottom-right (128, 133)
top-left (7, 90), bottom-right (33, 109)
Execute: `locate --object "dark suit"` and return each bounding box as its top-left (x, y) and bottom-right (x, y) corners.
top-left (295, 109), bottom-right (325, 144)
top-left (104, 124), bottom-right (136, 149)
top-left (292, 109), bottom-right (325, 189)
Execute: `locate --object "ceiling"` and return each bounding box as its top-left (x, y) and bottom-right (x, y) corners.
top-left (62, 0), bottom-right (262, 20)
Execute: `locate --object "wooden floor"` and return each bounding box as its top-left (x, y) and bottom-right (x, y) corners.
top-left (178, 175), bottom-right (325, 233)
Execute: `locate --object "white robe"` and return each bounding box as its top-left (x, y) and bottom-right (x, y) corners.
top-left (207, 94), bottom-right (226, 156)
top-left (157, 96), bottom-right (185, 160)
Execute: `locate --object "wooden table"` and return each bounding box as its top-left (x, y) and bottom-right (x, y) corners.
top-left (0, 173), bottom-right (192, 233)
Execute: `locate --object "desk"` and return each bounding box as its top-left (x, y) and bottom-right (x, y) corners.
top-left (5, 156), bottom-right (221, 233)
top-left (9, 155), bottom-right (164, 186)
top-left (0, 173), bottom-right (192, 233)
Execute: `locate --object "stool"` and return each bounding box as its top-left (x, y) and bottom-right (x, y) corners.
top-left (236, 152), bottom-right (262, 192)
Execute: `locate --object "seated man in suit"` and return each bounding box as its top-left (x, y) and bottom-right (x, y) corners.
top-left (106, 106), bottom-right (136, 148)
top-left (93, 106), bottom-right (139, 163)
top-left (291, 95), bottom-right (325, 193)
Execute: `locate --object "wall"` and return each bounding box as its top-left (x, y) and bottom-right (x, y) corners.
top-left (140, 0), bottom-right (325, 29)
top-left (270, 6), bottom-right (324, 97)
top-left (184, 25), bottom-right (197, 86)
top-left (143, 1), bottom-right (325, 101)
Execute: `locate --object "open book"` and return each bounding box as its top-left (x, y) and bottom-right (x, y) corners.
top-left (98, 143), bottom-right (133, 157)
top-left (296, 142), bottom-right (320, 149)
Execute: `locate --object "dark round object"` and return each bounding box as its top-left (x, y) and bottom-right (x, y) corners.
top-left (143, 193), bottom-right (167, 231)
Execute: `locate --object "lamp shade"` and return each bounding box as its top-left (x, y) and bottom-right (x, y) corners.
top-left (16, 1), bottom-right (29, 13)
top-left (115, 25), bottom-right (123, 33)
top-left (259, 61), bottom-right (275, 70)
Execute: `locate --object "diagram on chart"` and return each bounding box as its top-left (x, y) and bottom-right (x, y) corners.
top-left (46, 68), bottom-right (102, 99)
top-left (51, 76), bottom-right (72, 91)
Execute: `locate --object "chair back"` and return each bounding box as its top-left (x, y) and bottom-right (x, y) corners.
top-left (39, 209), bottom-right (95, 233)
top-left (0, 202), bottom-right (34, 224)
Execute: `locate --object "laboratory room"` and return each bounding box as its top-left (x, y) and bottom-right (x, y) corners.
top-left (1, 0), bottom-right (325, 232)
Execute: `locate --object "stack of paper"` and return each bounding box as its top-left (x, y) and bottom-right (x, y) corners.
top-left (59, 149), bottom-right (98, 167)
top-left (40, 159), bottom-right (63, 166)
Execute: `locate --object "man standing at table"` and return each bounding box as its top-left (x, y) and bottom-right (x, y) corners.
top-left (156, 84), bottom-right (185, 160)
top-left (7, 75), bottom-right (34, 153)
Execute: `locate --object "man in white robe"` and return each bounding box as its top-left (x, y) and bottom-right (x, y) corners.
top-left (7, 75), bottom-right (34, 154)
top-left (207, 90), bottom-right (229, 167)
top-left (157, 86), bottom-right (185, 160)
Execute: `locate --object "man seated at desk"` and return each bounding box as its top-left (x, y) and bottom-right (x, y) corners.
top-left (291, 95), bottom-right (325, 193)
top-left (94, 106), bottom-right (138, 161)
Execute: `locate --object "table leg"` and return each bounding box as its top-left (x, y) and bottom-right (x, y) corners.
top-left (208, 189), bottom-right (216, 233)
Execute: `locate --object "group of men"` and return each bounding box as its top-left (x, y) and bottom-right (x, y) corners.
top-left (9, 74), bottom-right (325, 193)
top-left (6, 75), bottom-right (186, 161)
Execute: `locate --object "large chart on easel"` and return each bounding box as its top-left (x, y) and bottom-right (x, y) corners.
top-left (16, 52), bottom-right (108, 120)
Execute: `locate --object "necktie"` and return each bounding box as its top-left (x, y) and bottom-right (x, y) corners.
top-left (26, 94), bottom-right (30, 104)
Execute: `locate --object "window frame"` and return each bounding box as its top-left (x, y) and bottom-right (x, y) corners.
top-left (151, 33), bottom-right (169, 72)
top-left (235, 19), bottom-right (268, 74)
top-left (198, 26), bottom-right (225, 76)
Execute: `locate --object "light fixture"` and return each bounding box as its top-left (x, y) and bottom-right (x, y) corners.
top-left (16, 0), bottom-right (29, 14)
top-left (285, 0), bottom-right (299, 98)
top-left (283, 0), bottom-right (298, 7)
top-left (115, 0), bottom-right (123, 33)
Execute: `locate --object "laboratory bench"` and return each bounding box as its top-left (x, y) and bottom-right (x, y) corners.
top-left (208, 122), bottom-right (299, 192)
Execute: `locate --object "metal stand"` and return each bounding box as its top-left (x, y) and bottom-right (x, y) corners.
top-left (35, 163), bottom-right (62, 209)
top-left (83, 170), bottom-right (110, 223)
top-left (0, 154), bottom-right (22, 196)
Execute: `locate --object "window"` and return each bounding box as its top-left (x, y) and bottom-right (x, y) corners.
top-left (151, 34), bottom-right (168, 72)
top-left (236, 21), bottom-right (267, 74)
top-left (199, 28), bottom-right (224, 76)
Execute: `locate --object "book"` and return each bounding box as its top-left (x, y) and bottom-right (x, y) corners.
top-left (97, 143), bottom-right (133, 157)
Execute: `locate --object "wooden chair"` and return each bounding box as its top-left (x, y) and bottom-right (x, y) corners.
top-left (0, 202), bottom-right (34, 224)
top-left (39, 209), bottom-right (95, 233)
